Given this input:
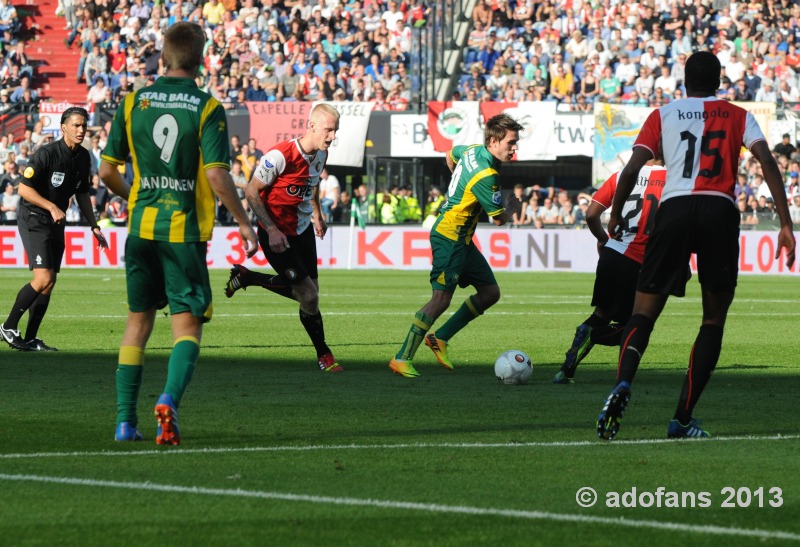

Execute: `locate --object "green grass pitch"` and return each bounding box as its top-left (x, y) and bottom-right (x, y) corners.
top-left (0, 268), bottom-right (798, 546)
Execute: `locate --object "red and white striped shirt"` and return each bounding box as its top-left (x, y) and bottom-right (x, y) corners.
top-left (594, 165), bottom-right (666, 264)
top-left (252, 139), bottom-right (326, 236)
top-left (634, 97), bottom-right (765, 204)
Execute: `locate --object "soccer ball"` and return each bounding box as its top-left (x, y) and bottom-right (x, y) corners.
top-left (494, 350), bottom-right (533, 385)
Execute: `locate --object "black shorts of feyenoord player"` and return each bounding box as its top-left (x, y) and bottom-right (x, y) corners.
top-left (590, 246), bottom-right (641, 324)
top-left (637, 195), bottom-right (740, 297)
top-left (257, 224), bottom-right (319, 283)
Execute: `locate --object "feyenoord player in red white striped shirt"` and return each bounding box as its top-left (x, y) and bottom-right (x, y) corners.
top-left (554, 160), bottom-right (666, 384)
top-left (597, 51), bottom-right (795, 441)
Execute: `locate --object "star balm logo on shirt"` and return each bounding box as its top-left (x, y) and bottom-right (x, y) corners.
top-left (23, 166), bottom-right (34, 179)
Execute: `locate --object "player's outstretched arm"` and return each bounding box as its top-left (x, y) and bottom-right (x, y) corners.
top-left (207, 166), bottom-right (257, 258)
top-left (751, 140), bottom-right (796, 267)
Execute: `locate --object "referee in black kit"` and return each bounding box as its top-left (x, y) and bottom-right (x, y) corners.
top-left (0, 107), bottom-right (108, 351)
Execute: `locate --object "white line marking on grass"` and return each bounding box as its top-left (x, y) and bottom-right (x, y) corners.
top-left (0, 473), bottom-right (798, 542)
top-left (1, 434), bottom-right (797, 460)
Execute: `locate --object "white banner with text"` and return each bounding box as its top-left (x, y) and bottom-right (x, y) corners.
top-left (0, 226), bottom-right (796, 276)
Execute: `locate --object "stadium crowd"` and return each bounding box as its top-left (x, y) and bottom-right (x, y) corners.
top-left (460, 0), bottom-right (800, 109)
top-left (3, 0), bottom-right (800, 229)
top-left (62, 0), bottom-right (427, 110)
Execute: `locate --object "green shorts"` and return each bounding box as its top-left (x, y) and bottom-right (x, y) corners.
top-left (125, 235), bottom-right (213, 322)
top-left (429, 234), bottom-right (497, 292)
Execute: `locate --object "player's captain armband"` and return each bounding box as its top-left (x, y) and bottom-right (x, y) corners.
top-left (492, 191), bottom-right (502, 205)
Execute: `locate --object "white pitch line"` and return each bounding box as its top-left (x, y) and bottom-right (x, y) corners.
top-left (0, 473), bottom-right (797, 542)
top-left (1, 434), bottom-right (797, 460)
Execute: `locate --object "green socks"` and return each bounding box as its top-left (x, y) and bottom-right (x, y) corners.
top-left (435, 295), bottom-right (483, 341)
top-left (396, 311), bottom-right (433, 361)
top-left (164, 337), bottom-right (200, 406)
top-left (116, 346), bottom-right (144, 426)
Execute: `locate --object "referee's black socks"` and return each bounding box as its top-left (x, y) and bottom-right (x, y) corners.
top-left (4, 283), bottom-right (40, 331)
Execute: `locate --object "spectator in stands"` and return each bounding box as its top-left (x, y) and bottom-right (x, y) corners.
top-left (319, 168), bottom-right (340, 223)
top-left (0, 0), bottom-right (18, 34)
top-left (84, 43), bottom-right (108, 86)
top-left (0, 180), bottom-right (19, 224)
top-left (472, 0), bottom-right (491, 27)
top-left (614, 52), bottom-right (637, 89)
top-left (486, 64), bottom-right (508, 98)
top-left (653, 65), bottom-right (677, 97)
top-left (734, 78), bottom-right (755, 101)
top-left (650, 86), bottom-right (669, 107)
top-left (573, 93), bottom-right (592, 112)
top-left (780, 80), bottom-right (800, 103)
top-left (755, 79), bottom-right (778, 102)
top-left (5, 42), bottom-right (31, 79)
top-left (114, 74), bottom-right (133, 102)
top-left (524, 194), bottom-right (542, 228)
top-left (598, 66), bottom-right (621, 102)
top-left (477, 35), bottom-right (501, 72)
top-left (549, 64), bottom-right (573, 101)
top-left (716, 76), bottom-right (733, 99)
top-left (506, 184), bottom-right (526, 226)
top-left (245, 78), bottom-right (269, 101)
top-left (0, 89), bottom-right (10, 113)
top-left (775, 134), bottom-right (797, 160)
top-left (0, 157), bottom-right (20, 189)
top-left (557, 190), bottom-right (576, 225)
top-left (624, 89), bottom-right (649, 106)
top-left (277, 63), bottom-right (300, 100)
top-left (788, 172), bottom-right (800, 199)
top-left (670, 27), bottom-right (692, 58)
top-left (790, 195), bottom-right (800, 224)
top-left (565, 30), bottom-right (589, 62)
top-left (634, 66), bottom-right (654, 99)
top-left (392, 19), bottom-right (412, 54)
top-left (466, 20), bottom-right (488, 56)
top-left (639, 45), bottom-right (660, 73)
top-left (538, 196), bottom-right (560, 225)
top-left (1, 63), bottom-right (21, 89)
top-left (87, 78), bottom-right (108, 108)
top-left (236, 143), bottom-right (256, 181)
top-left (548, 52), bottom-right (571, 81)
top-left (10, 75), bottom-right (37, 103)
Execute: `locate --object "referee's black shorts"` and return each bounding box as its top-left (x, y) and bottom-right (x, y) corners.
top-left (17, 203), bottom-right (65, 272)
top-left (591, 246), bottom-right (641, 324)
top-left (257, 224), bottom-right (318, 283)
top-left (637, 195), bottom-right (740, 297)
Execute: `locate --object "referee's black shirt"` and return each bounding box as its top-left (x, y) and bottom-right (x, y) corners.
top-left (19, 138), bottom-right (92, 216)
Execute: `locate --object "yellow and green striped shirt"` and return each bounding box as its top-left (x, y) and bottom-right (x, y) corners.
top-left (101, 76), bottom-right (230, 242)
top-left (433, 144), bottom-right (504, 245)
